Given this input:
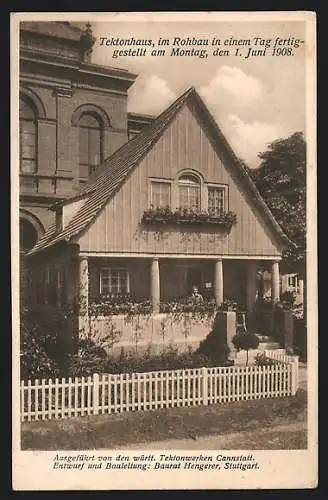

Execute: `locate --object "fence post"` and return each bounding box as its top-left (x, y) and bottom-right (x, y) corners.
top-left (202, 367), bottom-right (208, 405)
top-left (93, 373), bottom-right (99, 415)
top-left (291, 357), bottom-right (299, 395)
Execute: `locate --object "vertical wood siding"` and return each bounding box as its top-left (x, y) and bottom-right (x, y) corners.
top-left (78, 105), bottom-right (281, 257)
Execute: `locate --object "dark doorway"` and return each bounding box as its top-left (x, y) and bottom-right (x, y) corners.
top-left (186, 267), bottom-right (202, 294)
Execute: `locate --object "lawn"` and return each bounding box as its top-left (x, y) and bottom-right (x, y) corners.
top-left (21, 390), bottom-right (307, 450)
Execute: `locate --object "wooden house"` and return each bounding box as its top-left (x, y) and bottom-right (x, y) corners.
top-left (27, 87), bottom-right (290, 353)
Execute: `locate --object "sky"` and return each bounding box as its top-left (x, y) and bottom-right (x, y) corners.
top-left (83, 18), bottom-right (306, 168)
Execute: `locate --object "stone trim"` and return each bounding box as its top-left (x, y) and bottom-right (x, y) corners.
top-left (71, 103), bottom-right (111, 129)
top-left (20, 86), bottom-right (46, 119)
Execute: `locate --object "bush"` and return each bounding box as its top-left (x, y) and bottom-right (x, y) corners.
top-left (22, 304), bottom-right (68, 361)
top-left (253, 352), bottom-right (276, 366)
top-left (281, 290), bottom-right (296, 306)
top-left (232, 332), bottom-right (260, 365)
top-left (196, 313), bottom-right (231, 365)
top-left (62, 342), bottom-right (213, 377)
top-left (20, 306), bottom-right (61, 380)
top-left (62, 338), bottom-right (109, 377)
top-left (104, 345), bottom-right (211, 374)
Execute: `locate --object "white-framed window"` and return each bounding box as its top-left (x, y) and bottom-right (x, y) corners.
top-left (100, 268), bottom-right (130, 295)
top-left (178, 174), bottom-right (201, 210)
top-left (151, 180), bottom-right (171, 208)
top-left (287, 274), bottom-right (299, 289)
top-left (208, 186), bottom-right (227, 215)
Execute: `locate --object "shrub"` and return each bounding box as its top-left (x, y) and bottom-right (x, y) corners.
top-left (253, 352), bottom-right (276, 366)
top-left (104, 345), bottom-right (211, 374)
top-left (20, 306), bottom-right (61, 380)
top-left (22, 304), bottom-right (68, 361)
top-left (281, 290), bottom-right (296, 306)
top-left (196, 313), bottom-right (231, 365)
top-left (62, 342), bottom-right (213, 377)
top-left (63, 338), bottom-right (108, 377)
top-left (232, 332), bottom-right (260, 365)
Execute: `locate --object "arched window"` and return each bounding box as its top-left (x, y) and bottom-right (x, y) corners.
top-left (78, 112), bottom-right (102, 179)
top-left (19, 97), bottom-right (37, 173)
top-left (20, 218), bottom-right (38, 253)
top-left (178, 174), bottom-right (201, 210)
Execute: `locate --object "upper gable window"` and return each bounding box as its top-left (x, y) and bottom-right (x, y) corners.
top-left (178, 174), bottom-right (201, 210)
top-left (78, 112), bottom-right (102, 180)
top-left (19, 97), bottom-right (37, 173)
top-left (208, 186), bottom-right (227, 215)
top-left (151, 181), bottom-right (171, 208)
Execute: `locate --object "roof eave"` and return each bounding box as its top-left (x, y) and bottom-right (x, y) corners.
top-left (26, 236), bottom-right (73, 257)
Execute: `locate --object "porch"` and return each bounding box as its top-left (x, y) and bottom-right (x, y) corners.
top-left (82, 256), bottom-right (281, 311)
top-left (77, 255), bottom-right (282, 354)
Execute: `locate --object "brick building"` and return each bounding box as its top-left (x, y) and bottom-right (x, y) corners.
top-left (19, 21), bottom-right (153, 295)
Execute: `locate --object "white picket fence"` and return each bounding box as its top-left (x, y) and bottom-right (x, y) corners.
top-left (20, 351), bottom-right (299, 422)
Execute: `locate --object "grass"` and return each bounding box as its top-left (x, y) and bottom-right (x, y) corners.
top-left (21, 389), bottom-right (307, 450)
top-left (122, 423), bottom-right (307, 450)
top-left (228, 428), bottom-right (307, 449)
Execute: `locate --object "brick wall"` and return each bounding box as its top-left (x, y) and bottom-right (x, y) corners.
top-left (20, 82), bottom-right (129, 233)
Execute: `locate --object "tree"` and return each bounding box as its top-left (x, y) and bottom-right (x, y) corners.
top-left (249, 132), bottom-right (306, 278)
top-left (232, 331), bottom-right (260, 365)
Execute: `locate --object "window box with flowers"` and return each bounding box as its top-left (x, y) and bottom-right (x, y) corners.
top-left (89, 294), bottom-right (153, 317)
top-left (142, 206), bottom-right (237, 230)
top-left (159, 296), bottom-right (217, 316)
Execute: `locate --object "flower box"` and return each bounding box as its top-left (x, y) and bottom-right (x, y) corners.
top-left (142, 207), bottom-right (237, 230)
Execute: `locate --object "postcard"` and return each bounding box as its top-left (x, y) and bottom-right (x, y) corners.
top-left (11, 11), bottom-right (317, 490)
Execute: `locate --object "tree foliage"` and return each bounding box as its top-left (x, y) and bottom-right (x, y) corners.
top-left (248, 132), bottom-right (306, 276)
top-left (232, 332), bottom-right (260, 365)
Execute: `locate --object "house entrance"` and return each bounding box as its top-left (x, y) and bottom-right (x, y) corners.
top-left (186, 267), bottom-right (202, 294)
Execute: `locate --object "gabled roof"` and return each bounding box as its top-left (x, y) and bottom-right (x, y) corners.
top-left (29, 87), bottom-right (292, 256)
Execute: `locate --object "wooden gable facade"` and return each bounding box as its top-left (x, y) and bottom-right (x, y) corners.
top-left (77, 98), bottom-right (282, 258)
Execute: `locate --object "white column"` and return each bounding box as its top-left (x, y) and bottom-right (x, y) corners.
top-left (214, 259), bottom-right (224, 306)
top-left (150, 258), bottom-right (160, 314)
top-left (79, 256), bottom-right (89, 315)
top-left (246, 261), bottom-right (258, 311)
top-left (271, 260), bottom-right (280, 302)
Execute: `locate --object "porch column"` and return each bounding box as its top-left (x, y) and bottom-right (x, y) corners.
top-left (150, 258), bottom-right (160, 314)
top-left (271, 260), bottom-right (280, 302)
top-left (246, 261), bottom-right (258, 311)
top-left (79, 256), bottom-right (89, 315)
top-left (214, 259), bottom-right (224, 306)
